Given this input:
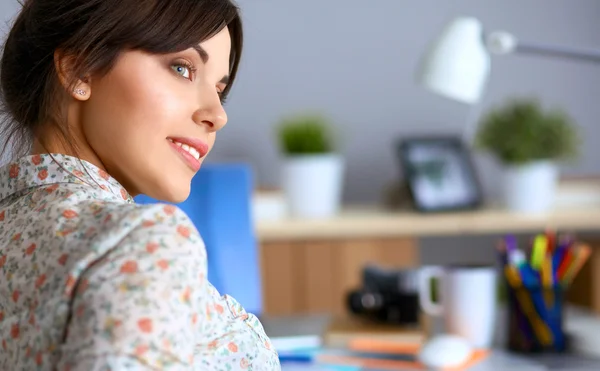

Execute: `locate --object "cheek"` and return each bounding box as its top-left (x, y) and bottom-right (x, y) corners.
top-left (83, 62), bottom-right (190, 147)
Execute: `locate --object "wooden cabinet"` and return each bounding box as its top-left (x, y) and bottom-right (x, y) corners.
top-left (260, 237), bottom-right (418, 316)
top-left (256, 205), bottom-right (600, 316)
top-left (568, 239), bottom-right (600, 314)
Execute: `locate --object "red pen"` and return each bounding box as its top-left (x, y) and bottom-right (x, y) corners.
top-left (557, 246), bottom-right (573, 282)
top-left (545, 229), bottom-right (556, 254)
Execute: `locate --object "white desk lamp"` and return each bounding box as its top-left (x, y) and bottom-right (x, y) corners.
top-left (417, 17), bottom-right (599, 213)
top-left (418, 16), bottom-right (600, 105)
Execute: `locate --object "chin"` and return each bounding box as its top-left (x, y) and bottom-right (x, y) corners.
top-left (163, 192), bottom-right (189, 204)
top-left (145, 180), bottom-right (191, 204)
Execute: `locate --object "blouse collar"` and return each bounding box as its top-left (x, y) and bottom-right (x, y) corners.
top-left (0, 153), bottom-right (134, 203)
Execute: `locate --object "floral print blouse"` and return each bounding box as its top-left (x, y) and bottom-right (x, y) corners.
top-left (0, 154), bottom-right (280, 370)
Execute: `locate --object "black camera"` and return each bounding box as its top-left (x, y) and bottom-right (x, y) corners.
top-left (346, 265), bottom-right (420, 325)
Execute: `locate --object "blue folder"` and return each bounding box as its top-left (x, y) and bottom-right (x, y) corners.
top-left (134, 163), bottom-right (262, 315)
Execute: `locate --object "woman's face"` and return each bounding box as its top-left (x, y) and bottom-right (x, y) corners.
top-left (74, 27), bottom-right (231, 203)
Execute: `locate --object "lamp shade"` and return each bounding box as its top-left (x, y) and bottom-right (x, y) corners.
top-left (418, 17), bottom-right (491, 104)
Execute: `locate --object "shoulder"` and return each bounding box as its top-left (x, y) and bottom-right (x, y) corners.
top-left (43, 192), bottom-right (206, 262)
top-left (59, 201), bottom-right (208, 296)
top-left (86, 201), bottom-right (204, 250)
top-left (57, 206), bottom-right (209, 371)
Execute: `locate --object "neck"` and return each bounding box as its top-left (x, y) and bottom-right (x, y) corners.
top-left (31, 127), bottom-right (107, 173)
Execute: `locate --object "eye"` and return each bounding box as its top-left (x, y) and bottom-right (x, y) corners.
top-left (217, 85), bottom-right (228, 104)
top-left (171, 61), bottom-right (195, 80)
top-left (218, 91), bottom-right (227, 104)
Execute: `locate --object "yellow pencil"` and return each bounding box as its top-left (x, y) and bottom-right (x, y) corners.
top-left (531, 235), bottom-right (548, 271)
top-left (504, 266), bottom-right (553, 346)
top-left (541, 257), bottom-right (554, 308)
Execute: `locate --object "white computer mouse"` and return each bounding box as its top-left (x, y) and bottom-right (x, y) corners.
top-left (418, 334), bottom-right (473, 369)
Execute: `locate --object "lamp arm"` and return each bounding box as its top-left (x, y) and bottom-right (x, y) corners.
top-left (485, 30), bottom-right (600, 64)
top-left (514, 42), bottom-right (600, 64)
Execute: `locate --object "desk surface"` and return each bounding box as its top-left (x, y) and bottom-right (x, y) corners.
top-left (256, 205), bottom-right (600, 242)
top-left (260, 307), bottom-right (600, 371)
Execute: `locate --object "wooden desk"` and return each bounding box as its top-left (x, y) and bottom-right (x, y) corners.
top-left (256, 205), bottom-right (600, 316)
top-left (260, 306), bottom-right (600, 370)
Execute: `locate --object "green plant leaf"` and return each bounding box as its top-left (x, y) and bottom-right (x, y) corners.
top-left (474, 98), bottom-right (581, 165)
top-left (276, 113), bottom-right (335, 155)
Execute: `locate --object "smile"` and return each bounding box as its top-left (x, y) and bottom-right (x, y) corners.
top-left (167, 137), bottom-right (209, 172)
top-left (169, 138), bottom-right (202, 160)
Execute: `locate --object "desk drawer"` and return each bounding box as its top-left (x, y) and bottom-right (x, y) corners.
top-left (260, 238), bottom-right (418, 316)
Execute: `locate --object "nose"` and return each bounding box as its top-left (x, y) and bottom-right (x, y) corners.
top-left (192, 96), bottom-right (228, 132)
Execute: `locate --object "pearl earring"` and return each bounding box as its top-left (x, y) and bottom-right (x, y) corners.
top-left (74, 89), bottom-right (87, 96)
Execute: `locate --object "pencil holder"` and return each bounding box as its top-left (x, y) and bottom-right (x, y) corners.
top-left (506, 283), bottom-right (568, 353)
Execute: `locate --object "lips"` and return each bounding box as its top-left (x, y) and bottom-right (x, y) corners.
top-left (167, 137), bottom-right (209, 159)
top-left (167, 137), bottom-right (209, 172)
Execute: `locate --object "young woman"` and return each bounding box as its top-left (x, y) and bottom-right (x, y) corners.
top-left (0, 0), bottom-right (280, 369)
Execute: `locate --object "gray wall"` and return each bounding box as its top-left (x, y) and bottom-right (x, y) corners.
top-left (221, 0), bottom-right (600, 265)
top-left (2, 0), bottom-right (600, 264)
top-left (222, 0), bottom-right (600, 205)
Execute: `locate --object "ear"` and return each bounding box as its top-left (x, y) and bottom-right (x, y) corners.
top-left (53, 50), bottom-right (91, 101)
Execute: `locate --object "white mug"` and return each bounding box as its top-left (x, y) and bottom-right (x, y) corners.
top-left (418, 265), bottom-right (497, 348)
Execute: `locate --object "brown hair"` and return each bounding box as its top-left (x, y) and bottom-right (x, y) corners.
top-left (0, 0), bottom-right (243, 159)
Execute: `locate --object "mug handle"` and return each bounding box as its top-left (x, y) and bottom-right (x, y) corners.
top-left (418, 266), bottom-right (444, 316)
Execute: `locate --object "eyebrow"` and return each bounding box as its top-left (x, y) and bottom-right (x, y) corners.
top-left (191, 45), bottom-right (230, 85)
top-left (192, 45), bottom-right (209, 63)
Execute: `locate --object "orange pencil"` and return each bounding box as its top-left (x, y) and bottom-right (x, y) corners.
top-left (557, 248), bottom-right (573, 281)
top-left (562, 244), bottom-right (591, 285)
top-left (348, 339), bottom-right (421, 355)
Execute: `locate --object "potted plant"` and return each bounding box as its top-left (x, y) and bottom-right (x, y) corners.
top-left (475, 98), bottom-right (580, 213)
top-left (276, 113), bottom-right (345, 218)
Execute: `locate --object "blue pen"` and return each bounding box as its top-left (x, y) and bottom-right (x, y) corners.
top-left (510, 250), bottom-right (538, 287)
top-left (529, 286), bottom-right (566, 350)
top-left (552, 243), bottom-right (566, 283)
top-left (278, 354), bottom-right (314, 364)
top-left (551, 291), bottom-right (565, 350)
top-left (528, 288), bottom-right (555, 346)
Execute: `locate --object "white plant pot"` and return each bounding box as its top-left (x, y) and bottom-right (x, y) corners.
top-left (502, 160), bottom-right (559, 213)
top-left (282, 154), bottom-right (345, 218)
